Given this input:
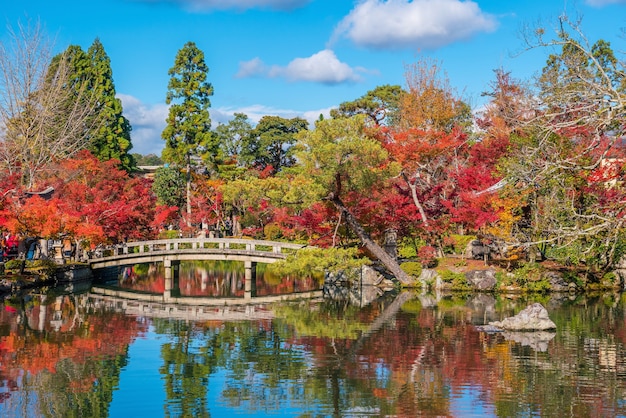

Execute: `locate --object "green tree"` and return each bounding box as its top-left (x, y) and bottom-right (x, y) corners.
top-left (153, 165), bottom-right (185, 208)
top-left (48, 39), bottom-right (135, 172)
top-left (161, 41), bottom-right (215, 223)
top-left (85, 39), bottom-right (135, 171)
top-left (240, 115), bottom-right (308, 174)
top-left (295, 115), bottom-right (413, 285)
top-left (214, 112), bottom-right (253, 162)
top-left (330, 84), bottom-right (404, 126)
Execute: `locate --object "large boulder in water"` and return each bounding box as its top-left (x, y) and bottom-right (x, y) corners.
top-left (489, 303), bottom-right (556, 331)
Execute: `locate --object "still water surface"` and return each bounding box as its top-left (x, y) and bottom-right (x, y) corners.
top-left (0, 261), bottom-right (626, 417)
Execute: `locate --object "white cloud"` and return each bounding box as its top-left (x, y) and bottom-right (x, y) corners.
top-left (331, 0), bottom-right (498, 50)
top-left (119, 94), bottom-right (169, 156)
top-left (235, 57), bottom-right (268, 78)
top-left (585, 0), bottom-right (626, 6)
top-left (237, 50), bottom-right (365, 84)
top-left (134, 0), bottom-right (310, 11)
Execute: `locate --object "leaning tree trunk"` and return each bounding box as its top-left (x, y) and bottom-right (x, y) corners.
top-left (330, 195), bottom-right (414, 286)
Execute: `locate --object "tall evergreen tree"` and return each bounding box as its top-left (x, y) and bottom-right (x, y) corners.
top-left (161, 41), bottom-right (215, 222)
top-left (86, 39), bottom-right (135, 172)
top-left (49, 39), bottom-right (135, 172)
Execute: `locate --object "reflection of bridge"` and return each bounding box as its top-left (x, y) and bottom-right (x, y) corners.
top-left (88, 238), bottom-right (308, 300)
top-left (88, 289), bottom-right (323, 321)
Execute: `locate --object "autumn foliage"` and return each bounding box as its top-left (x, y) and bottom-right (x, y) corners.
top-left (0, 151), bottom-right (159, 247)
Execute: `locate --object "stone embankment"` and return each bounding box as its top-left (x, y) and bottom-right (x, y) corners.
top-left (0, 262), bottom-right (92, 297)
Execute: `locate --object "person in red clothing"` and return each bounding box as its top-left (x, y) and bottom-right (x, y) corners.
top-left (4, 233), bottom-right (18, 260)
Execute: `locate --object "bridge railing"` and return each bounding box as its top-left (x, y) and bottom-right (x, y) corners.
top-left (89, 238), bottom-right (306, 261)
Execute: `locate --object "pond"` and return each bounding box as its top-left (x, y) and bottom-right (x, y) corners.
top-left (0, 261), bottom-right (626, 417)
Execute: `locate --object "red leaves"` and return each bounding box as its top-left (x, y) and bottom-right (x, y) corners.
top-left (152, 205), bottom-right (180, 230)
top-left (1, 151), bottom-right (158, 244)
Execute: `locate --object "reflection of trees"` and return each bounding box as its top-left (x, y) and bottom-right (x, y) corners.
top-left (31, 354), bottom-right (128, 418)
top-left (270, 292), bottom-right (626, 416)
top-left (273, 291), bottom-right (446, 416)
top-left (152, 318), bottom-right (310, 416)
top-left (0, 294), bottom-right (145, 417)
top-left (419, 293), bottom-right (626, 417)
top-left (485, 293), bottom-right (626, 417)
top-left (156, 320), bottom-right (213, 418)
top-left (145, 292), bottom-right (626, 416)
top-left (178, 261), bottom-right (243, 297)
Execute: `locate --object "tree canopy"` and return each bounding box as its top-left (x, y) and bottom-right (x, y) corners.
top-left (239, 115), bottom-right (308, 174)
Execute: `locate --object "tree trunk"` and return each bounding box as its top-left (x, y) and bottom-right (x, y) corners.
top-left (330, 195), bottom-right (414, 286)
top-left (402, 172), bottom-right (429, 227)
top-left (186, 153), bottom-right (192, 227)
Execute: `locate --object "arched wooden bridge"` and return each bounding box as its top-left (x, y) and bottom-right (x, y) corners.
top-left (87, 238), bottom-right (308, 301)
top-left (88, 237), bottom-right (306, 269)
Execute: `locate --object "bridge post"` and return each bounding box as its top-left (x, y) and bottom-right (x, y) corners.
top-left (164, 258), bottom-right (180, 300)
top-left (244, 260), bottom-right (257, 299)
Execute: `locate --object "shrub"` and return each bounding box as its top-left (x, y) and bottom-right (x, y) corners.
top-left (526, 278), bottom-right (552, 293)
top-left (267, 247), bottom-right (370, 277)
top-left (4, 259), bottom-right (57, 277)
top-left (398, 237), bottom-right (422, 259)
top-left (448, 234), bottom-right (476, 255)
top-left (263, 223), bottom-right (282, 240)
top-left (400, 261), bottom-right (423, 278)
top-left (562, 270), bottom-right (584, 288)
top-left (439, 269), bottom-right (471, 291)
top-left (27, 259), bottom-right (58, 276)
top-left (497, 263), bottom-right (553, 293)
top-left (4, 259), bottom-right (23, 270)
top-left (417, 245), bottom-right (438, 268)
top-left (511, 262), bottom-right (544, 286)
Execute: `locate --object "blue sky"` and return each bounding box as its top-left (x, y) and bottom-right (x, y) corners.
top-left (2, 0), bottom-right (626, 155)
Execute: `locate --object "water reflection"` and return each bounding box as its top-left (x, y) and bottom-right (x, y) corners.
top-left (1, 285), bottom-right (626, 417)
top-left (0, 291), bottom-right (147, 417)
top-left (117, 260), bottom-right (320, 297)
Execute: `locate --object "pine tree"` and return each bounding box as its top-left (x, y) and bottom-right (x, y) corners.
top-left (161, 41), bottom-right (215, 223)
top-left (86, 39), bottom-right (135, 172)
top-left (49, 39), bottom-right (135, 172)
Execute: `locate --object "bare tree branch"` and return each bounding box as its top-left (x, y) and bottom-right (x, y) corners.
top-left (0, 19), bottom-right (99, 189)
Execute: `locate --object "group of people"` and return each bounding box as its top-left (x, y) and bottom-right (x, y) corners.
top-left (0, 233), bottom-right (44, 261)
